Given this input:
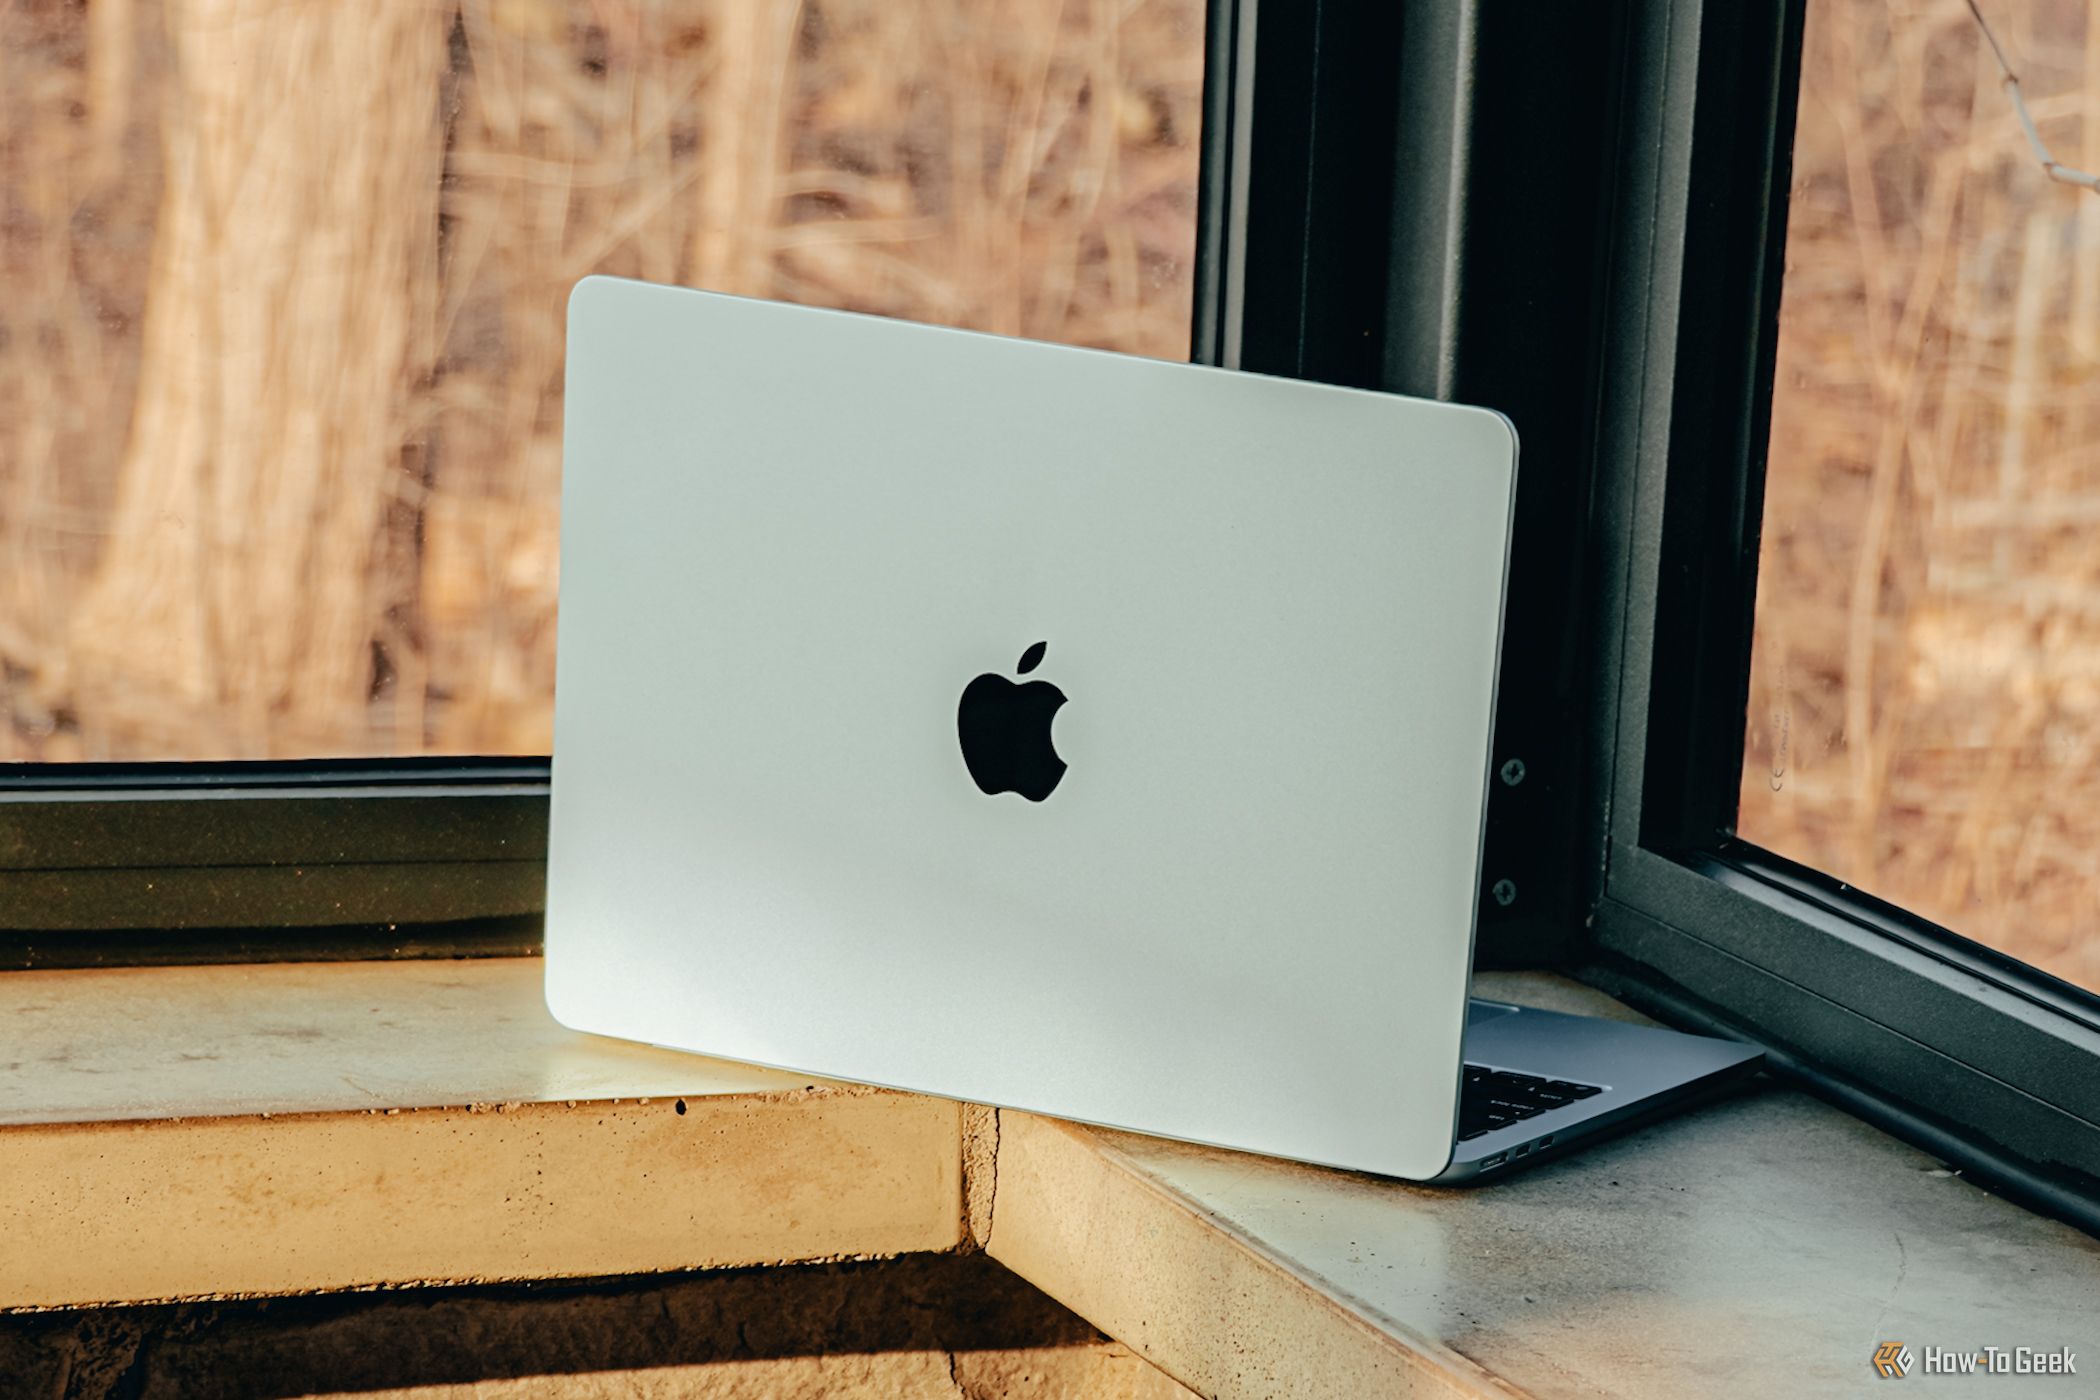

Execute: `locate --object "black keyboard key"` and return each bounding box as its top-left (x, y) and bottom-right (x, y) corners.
top-left (1490, 1099), bottom-right (1549, 1120)
top-left (1456, 1065), bottom-right (1607, 1152)
top-left (1460, 1066), bottom-right (1608, 1123)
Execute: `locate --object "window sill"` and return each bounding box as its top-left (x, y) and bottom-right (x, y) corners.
top-left (0, 958), bottom-right (964, 1308)
top-left (987, 971), bottom-right (2100, 1399)
top-left (3, 962), bottom-right (2094, 1398)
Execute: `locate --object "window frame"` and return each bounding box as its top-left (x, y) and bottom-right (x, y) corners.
top-left (0, 760), bottom-right (546, 961)
top-left (1199, 0), bottom-right (1627, 970)
top-left (1580, 0), bottom-right (2100, 1233)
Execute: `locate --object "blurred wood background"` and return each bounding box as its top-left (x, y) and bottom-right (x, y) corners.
top-left (0, 0), bottom-right (1203, 759)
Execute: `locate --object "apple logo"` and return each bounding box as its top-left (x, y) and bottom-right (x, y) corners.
top-left (957, 641), bottom-right (1068, 801)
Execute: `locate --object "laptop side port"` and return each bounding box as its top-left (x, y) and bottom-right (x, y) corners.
top-left (1482, 1152), bottom-right (1507, 1168)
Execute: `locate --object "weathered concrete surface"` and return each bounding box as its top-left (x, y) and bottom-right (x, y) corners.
top-left (993, 971), bottom-right (2100, 1400)
top-left (962, 1103), bottom-right (1002, 1249)
top-left (0, 1092), bottom-right (962, 1309)
top-left (0, 958), bottom-right (808, 1126)
top-left (15, 956), bottom-right (2091, 1399)
top-left (988, 1111), bottom-right (1526, 1400)
top-left (0, 959), bottom-right (965, 1308)
top-left (0, 1254), bottom-right (1196, 1399)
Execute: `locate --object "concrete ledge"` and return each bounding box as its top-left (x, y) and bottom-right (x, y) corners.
top-left (987, 1109), bottom-right (1525, 1400)
top-left (7, 959), bottom-right (2097, 1400)
top-left (991, 972), bottom-right (2100, 1400)
top-left (0, 960), bottom-right (962, 1309)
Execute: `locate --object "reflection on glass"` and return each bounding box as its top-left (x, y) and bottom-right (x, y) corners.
top-left (1744, 0), bottom-right (2100, 989)
top-left (0, 0), bottom-right (1204, 761)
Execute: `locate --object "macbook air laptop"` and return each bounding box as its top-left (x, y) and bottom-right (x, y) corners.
top-left (545, 276), bottom-right (1762, 1182)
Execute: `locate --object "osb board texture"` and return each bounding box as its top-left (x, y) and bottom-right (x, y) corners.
top-left (988, 1112), bottom-right (1527, 1400)
top-left (0, 1255), bottom-right (1197, 1399)
top-left (0, 1093), bottom-right (962, 1309)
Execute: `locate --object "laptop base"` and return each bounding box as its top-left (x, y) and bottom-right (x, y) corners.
top-left (1431, 999), bottom-right (1764, 1183)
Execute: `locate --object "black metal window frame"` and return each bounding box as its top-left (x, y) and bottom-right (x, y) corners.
top-left (0, 759), bottom-right (546, 964)
top-left (1579, 0), bottom-right (2100, 1234)
top-left (7, 0), bottom-right (2098, 1233)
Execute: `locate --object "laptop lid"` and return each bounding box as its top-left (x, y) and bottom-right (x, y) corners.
top-left (546, 276), bottom-right (1517, 1179)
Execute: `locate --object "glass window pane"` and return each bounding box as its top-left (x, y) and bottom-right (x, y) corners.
top-left (1743, 0), bottom-right (2100, 989)
top-left (1, 0), bottom-right (1205, 762)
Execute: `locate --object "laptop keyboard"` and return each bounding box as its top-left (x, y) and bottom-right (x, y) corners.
top-left (1458, 1065), bottom-right (1605, 1141)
